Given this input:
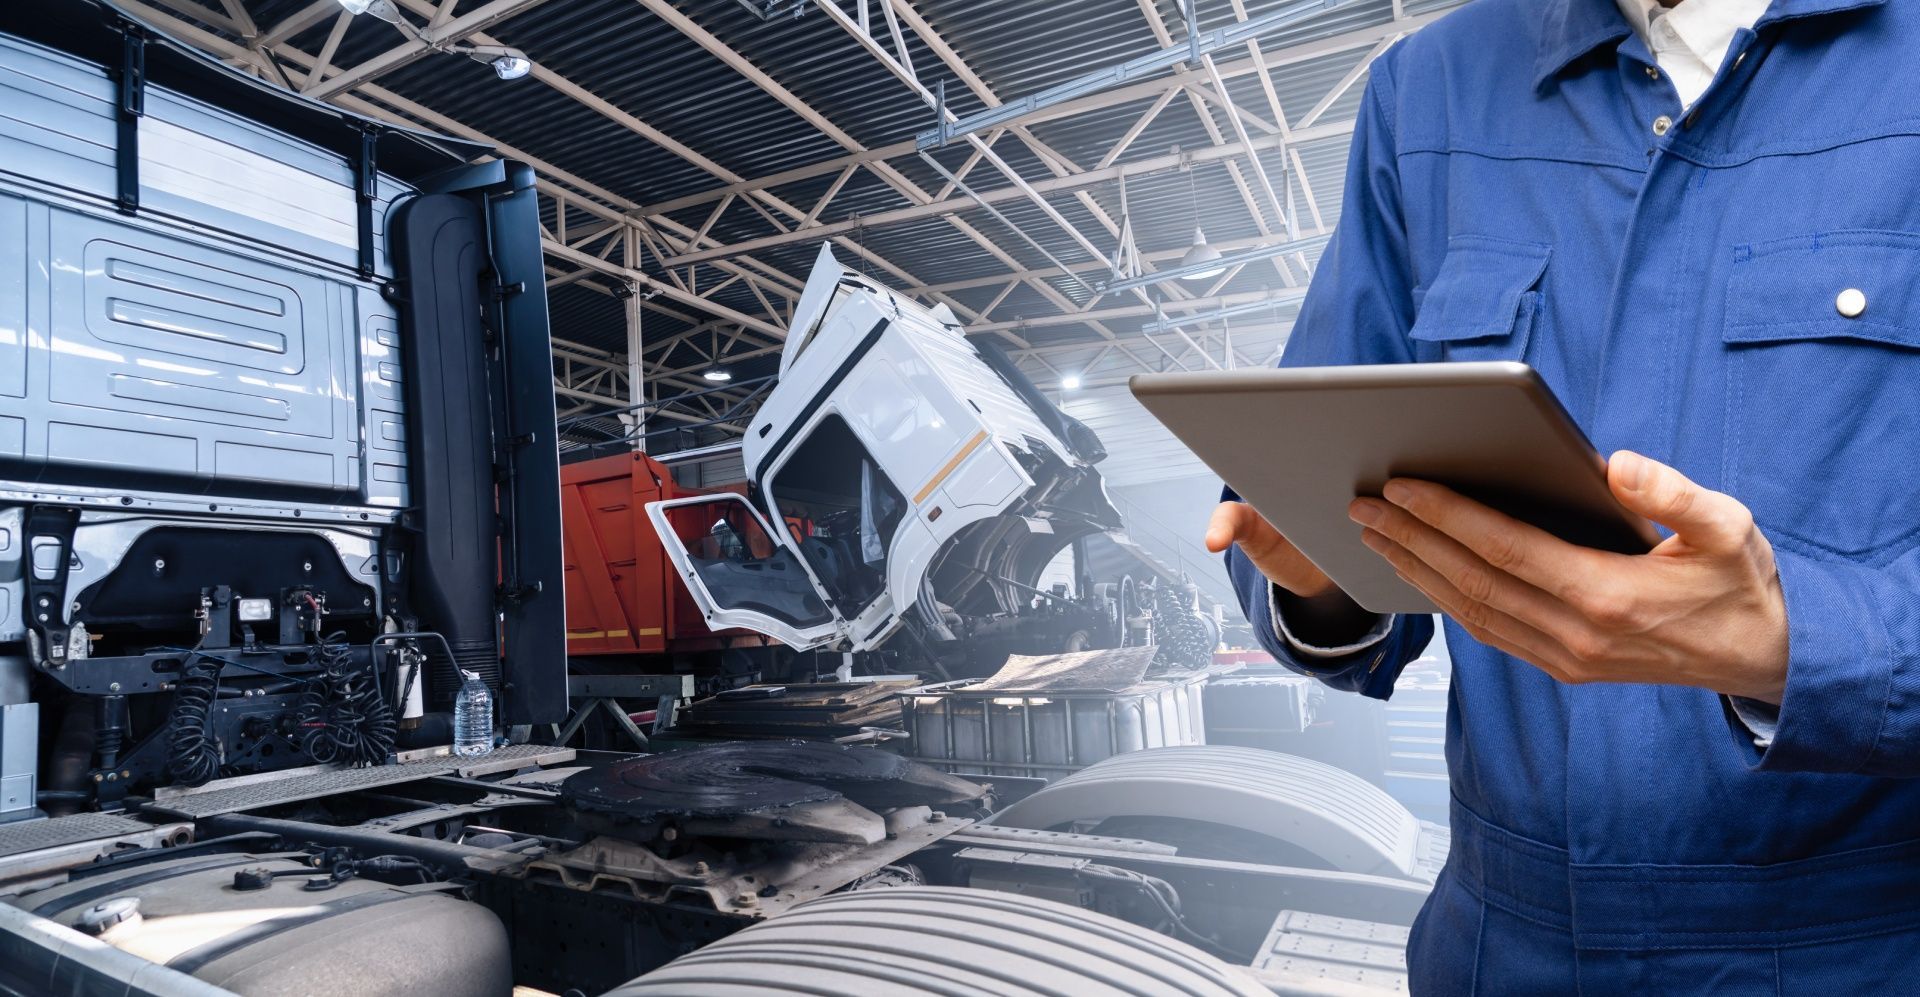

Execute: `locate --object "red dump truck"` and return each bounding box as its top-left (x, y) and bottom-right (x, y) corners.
top-left (560, 451), bottom-right (783, 674)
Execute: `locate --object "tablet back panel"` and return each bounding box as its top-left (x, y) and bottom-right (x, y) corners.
top-left (1130, 362), bottom-right (1658, 614)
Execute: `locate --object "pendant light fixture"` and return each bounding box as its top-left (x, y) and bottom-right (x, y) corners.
top-left (1180, 166), bottom-right (1225, 280)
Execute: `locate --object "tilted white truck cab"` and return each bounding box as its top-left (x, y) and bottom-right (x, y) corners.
top-left (650, 245), bottom-right (1123, 654)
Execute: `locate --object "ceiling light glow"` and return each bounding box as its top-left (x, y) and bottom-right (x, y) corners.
top-left (336, 0), bottom-right (402, 22)
top-left (1180, 227), bottom-right (1226, 280)
top-left (489, 54), bottom-right (532, 80)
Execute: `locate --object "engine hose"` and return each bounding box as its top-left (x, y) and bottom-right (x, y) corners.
top-left (166, 655), bottom-right (223, 786)
top-left (1078, 865), bottom-right (1239, 963)
top-left (298, 632), bottom-right (396, 767)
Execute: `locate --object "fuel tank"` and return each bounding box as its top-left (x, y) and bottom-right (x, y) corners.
top-left (11, 851), bottom-right (512, 996)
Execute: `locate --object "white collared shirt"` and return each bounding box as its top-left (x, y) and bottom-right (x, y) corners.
top-left (1614, 0), bottom-right (1773, 109)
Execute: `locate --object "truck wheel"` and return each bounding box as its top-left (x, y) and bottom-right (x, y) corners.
top-left (608, 886), bottom-right (1266, 996)
top-left (989, 746), bottom-right (1444, 883)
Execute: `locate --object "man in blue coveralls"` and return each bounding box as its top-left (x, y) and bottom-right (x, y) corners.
top-left (1206, 0), bottom-right (1920, 991)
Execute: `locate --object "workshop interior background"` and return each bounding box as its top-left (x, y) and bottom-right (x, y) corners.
top-left (2, 0), bottom-right (1465, 867)
top-left (0, 2), bottom-right (1463, 994)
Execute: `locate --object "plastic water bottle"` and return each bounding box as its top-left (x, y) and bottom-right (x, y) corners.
top-left (453, 669), bottom-right (493, 757)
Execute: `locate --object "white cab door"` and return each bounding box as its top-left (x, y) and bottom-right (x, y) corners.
top-left (645, 493), bottom-right (844, 650)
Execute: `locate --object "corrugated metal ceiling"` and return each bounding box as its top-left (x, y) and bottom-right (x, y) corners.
top-left (138, 0), bottom-right (1465, 471)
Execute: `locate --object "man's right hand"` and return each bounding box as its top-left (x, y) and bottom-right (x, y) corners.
top-left (1205, 501), bottom-right (1336, 598)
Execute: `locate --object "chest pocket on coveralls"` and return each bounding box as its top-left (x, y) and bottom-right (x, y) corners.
top-left (1724, 231), bottom-right (1920, 562)
top-left (1409, 235), bottom-right (1551, 362)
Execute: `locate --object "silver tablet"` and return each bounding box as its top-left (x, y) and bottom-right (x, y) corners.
top-left (1130, 362), bottom-right (1660, 614)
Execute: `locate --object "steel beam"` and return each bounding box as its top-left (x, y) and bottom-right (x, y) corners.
top-left (649, 440), bottom-right (747, 465)
top-left (128, 0), bottom-right (1450, 427)
top-left (1201, 50), bottom-right (1291, 237)
top-left (1298, 36), bottom-right (1397, 129)
top-left (542, 237), bottom-right (785, 339)
top-left (303, 0), bottom-right (554, 99)
top-left (816, 0), bottom-right (1120, 272)
top-left (380, 0), bottom-right (822, 309)
top-left (914, 0), bottom-right (1351, 149)
top-left (629, 0), bottom-right (1071, 329)
top-left (121, 2), bottom-right (811, 340)
top-left (141, 0), bottom-right (812, 328)
top-left (635, 12), bottom-right (1441, 219)
top-left (915, 229), bottom-right (1324, 295)
top-left (663, 126), bottom-right (1348, 267)
top-left (1138, 293), bottom-right (1308, 334)
top-left (624, 228), bottom-right (646, 448)
top-left (1098, 233), bottom-right (1331, 293)
top-left (258, 0), bottom-right (339, 47)
top-left (967, 289), bottom-right (1304, 334)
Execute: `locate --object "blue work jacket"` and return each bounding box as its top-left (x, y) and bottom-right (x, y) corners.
top-left (1225, 0), bottom-right (1920, 988)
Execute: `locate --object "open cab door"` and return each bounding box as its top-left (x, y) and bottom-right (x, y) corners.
top-left (645, 493), bottom-right (844, 650)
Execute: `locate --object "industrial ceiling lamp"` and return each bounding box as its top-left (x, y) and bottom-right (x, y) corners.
top-left (334, 3), bottom-right (528, 78)
top-left (732, 0), bottom-right (812, 20)
top-left (1061, 374), bottom-right (1083, 391)
top-left (455, 44), bottom-right (533, 80)
top-left (703, 367), bottom-right (734, 383)
top-left (335, 0), bottom-right (403, 24)
top-left (487, 53), bottom-right (533, 80)
top-left (1180, 167), bottom-right (1225, 281)
top-left (1181, 228), bottom-right (1224, 280)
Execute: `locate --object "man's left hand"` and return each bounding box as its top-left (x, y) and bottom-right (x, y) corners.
top-left (1349, 450), bottom-right (1789, 704)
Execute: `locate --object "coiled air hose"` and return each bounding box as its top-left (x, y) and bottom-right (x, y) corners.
top-left (166, 652), bottom-right (223, 786)
top-left (298, 631), bottom-right (396, 766)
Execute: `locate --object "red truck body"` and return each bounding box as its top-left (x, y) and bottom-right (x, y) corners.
top-left (561, 451), bottom-right (756, 660)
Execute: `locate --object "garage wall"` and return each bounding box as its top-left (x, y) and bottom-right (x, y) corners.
top-left (1059, 383), bottom-right (1212, 487)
